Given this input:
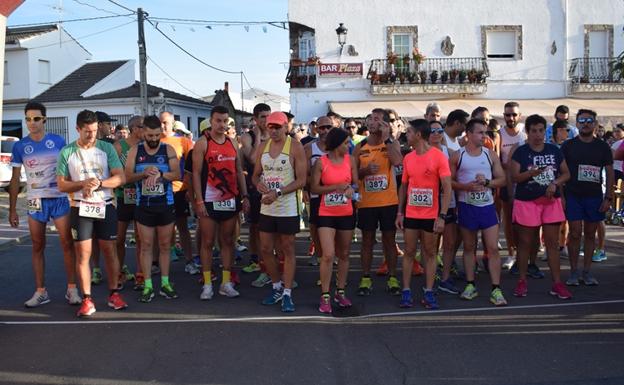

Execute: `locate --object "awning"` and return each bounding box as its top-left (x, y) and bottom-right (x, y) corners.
top-left (328, 98), bottom-right (624, 121)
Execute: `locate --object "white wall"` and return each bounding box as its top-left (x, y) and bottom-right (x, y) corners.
top-left (288, 0), bottom-right (624, 122)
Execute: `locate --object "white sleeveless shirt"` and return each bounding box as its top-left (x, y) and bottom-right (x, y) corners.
top-left (456, 148), bottom-right (494, 207)
top-left (260, 136), bottom-right (299, 217)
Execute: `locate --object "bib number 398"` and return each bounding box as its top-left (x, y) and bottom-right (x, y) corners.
top-left (213, 198), bottom-right (236, 212)
top-left (79, 201), bottom-right (106, 219)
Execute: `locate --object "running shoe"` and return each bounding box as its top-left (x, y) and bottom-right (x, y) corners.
top-left (549, 282), bottom-right (573, 300)
top-left (592, 249), bottom-right (607, 262)
top-left (174, 242), bottom-right (184, 257)
top-left (357, 277), bottom-right (373, 296)
top-left (502, 256), bottom-right (515, 270)
top-left (450, 261), bottom-right (465, 280)
top-left (566, 270), bottom-right (580, 286)
top-left (151, 263), bottom-right (160, 275)
top-left (251, 272), bottom-right (272, 288)
top-left (376, 260), bottom-right (389, 276)
top-left (435, 254), bottom-right (444, 268)
top-left (412, 259), bottom-right (424, 276)
top-left (235, 240), bottom-right (248, 252)
top-left (560, 246), bottom-right (569, 259)
top-left (200, 284), bottom-right (214, 300)
top-left (490, 288), bottom-right (508, 306)
top-left (117, 272), bottom-right (127, 290)
top-left (308, 256), bottom-right (319, 266)
top-left (65, 287), bottom-right (81, 305)
top-left (127, 236), bottom-right (136, 245)
top-left (139, 288), bottom-right (155, 303)
top-left (133, 273), bottom-right (145, 291)
top-left (121, 265), bottom-right (135, 281)
top-left (262, 288), bottom-right (283, 305)
top-left (77, 297), bottom-right (96, 317)
top-left (460, 284), bottom-right (478, 300)
top-left (527, 263), bottom-right (545, 279)
top-left (242, 262), bottom-right (260, 274)
top-left (438, 278), bottom-right (460, 295)
top-left (107, 292), bottom-right (128, 310)
top-left (185, 262), bottom-right (200, 275)
top-left (231, 271), bottom-right (241, 286)
top-left (170, 246), bottom-right (180, 262)
top-left (159, 284), bottom-right (179, 299)
top-left (421, 290), bottom-right (439, 310)
top-left (308, 242), bottom-right (315, 256)
top-left (580, 271), bottom-right (599, 286)
top-left (387, 276), bottom-right (401, 295)
top-left (281, 294), bottom-right (295, 312)
top-left (91, 268), bottom-right (103, 285)
top-left (219, 282), bottom-right (240, 298)
top-left (399, 289), bottom-right (413, 308)
top-left (24, 290), bottom-right (50, 308)
top-left (513, 279), bottom-right (528, 297)
top-left (396, 243), bottom-right (404, 256)
top-left (319, 294), bottom-right (332, 314)
top-left (333, 291), bottom-right (352, 308)
top-left (509, 261), bottom-right (519, 275)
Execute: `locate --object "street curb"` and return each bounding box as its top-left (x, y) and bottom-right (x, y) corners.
top-left (0, 233), bottom-right (31, 251)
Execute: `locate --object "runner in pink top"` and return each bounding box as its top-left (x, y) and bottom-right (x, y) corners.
top-left (311, 128), bottom-right (358, 314)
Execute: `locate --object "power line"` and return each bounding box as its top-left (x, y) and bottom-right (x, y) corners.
top-left (148, 16), bottom-right (287, 29)
top-left (147, 55), bottom-right (203, 98)
top-left (72, 0), bottom-right (123, 16)
top-left (8, 14), bottom-right (134, 28)
top-left (24, 19), bottom-right (136, 50)
top-left (147, 19), bottom-right (242, 75)
top-left (106, 0), bottom-right (136, 14)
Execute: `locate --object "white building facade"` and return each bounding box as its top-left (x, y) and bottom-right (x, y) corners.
top-left (288, 0), bottom-right (624, 121)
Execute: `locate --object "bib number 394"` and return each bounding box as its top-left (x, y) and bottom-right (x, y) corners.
top-left (213, 198), bottom-right (236, 211)
top-left (578, 164), bottom-right (600, 183)
top-left (79, 201), bottom-right (106, 219)
top-left (409, 188), bottom-right (433, 207)
top-left (27, 198), bottom-right (42, 213)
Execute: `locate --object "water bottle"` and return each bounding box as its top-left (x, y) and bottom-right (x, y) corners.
top-left (351, 184), bottom-right (360, 202)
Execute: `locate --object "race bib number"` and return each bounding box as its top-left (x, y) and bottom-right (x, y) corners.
top-left (467, 190), bottom-right (493, 206)
top-left (264, 176), bottom-right (282, 190)
top-left (27, 198), bottom-right (42, 213)
top-left (409, 188), bottom-right (433, 207)
top-left (79, 201), bottom-right (106, 219)
top-left (324, 192), bottom-right (347, 207)
top-left (142, 182), bottom-right (164, 196)
top-left (213, 198), bottom-right (236, 211)
top-left (364, 175), bottom-right (388, 192)
top-left (532, 167), bottom-right (555, 186)
top-left (123, 188), bottom-right (137, 205)
top-left (578, 164), bottom-right (600, 183)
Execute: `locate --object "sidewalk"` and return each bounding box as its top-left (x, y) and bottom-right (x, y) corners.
top-left (0, 222), bottom-right (31, 250)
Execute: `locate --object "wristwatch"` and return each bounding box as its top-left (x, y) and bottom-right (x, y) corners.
top-left (275, 188), bottom-right (283, 197)
top-left (438, 213), bottom-right (447, 220)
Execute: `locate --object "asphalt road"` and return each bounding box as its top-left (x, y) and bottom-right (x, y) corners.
top-left (1, 226), bottom-right (623, 385)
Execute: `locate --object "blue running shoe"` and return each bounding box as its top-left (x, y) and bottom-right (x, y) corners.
top-left (527, 263), bottom-right (545, 279)
top-left (421, 290), bottom-right (439, 310)
top-left (438, 278), bottom-right (460, 295)
top-left (592, 249), bottom-right (607, 262)
top-left (262, 288), bottom-right (283, 305)
top-left (281, 294), bottom-right (295, 312)
top-left (399, 289), bottom-right (413, 308)
top-left (509, 262), bottom-right (519, 276)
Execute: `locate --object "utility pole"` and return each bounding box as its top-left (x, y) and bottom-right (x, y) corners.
top-left (137, 8), bottom-right (148, 115)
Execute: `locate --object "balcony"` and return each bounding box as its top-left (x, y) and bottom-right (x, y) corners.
top-left (286, 59), bottom-right (317, 89)
top-left (568, 57), bottom-right (624, 94)
top-left (366, 57), bottom-right (489, 95)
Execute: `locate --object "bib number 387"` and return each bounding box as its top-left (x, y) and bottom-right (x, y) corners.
top-left (364, 175), bottom-right (388, 192)
top-left (79, 201), bottom-right (106, 219)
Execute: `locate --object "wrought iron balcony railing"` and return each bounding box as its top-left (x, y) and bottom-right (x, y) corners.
top-left (568, 57), bottom-right (622, 84)
top-left (366, 57), bottom-right (489, 85)
top-left (286, 61), bottom-right (317, 89)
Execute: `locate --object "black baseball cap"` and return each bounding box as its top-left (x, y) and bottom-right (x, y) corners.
top-left (95, 111), bottom-right (117, 123)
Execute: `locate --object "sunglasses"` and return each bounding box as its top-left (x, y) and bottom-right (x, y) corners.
top-left (577, 117), bottom-right (595, 124)
top-left (346, 125), bottom-right (357, 129)
top-left (431, 128), bottom-right (445, 134)
top-left (317, 125), bottom-right (332, 130)
top-left (389, 119), bottom-right (397, 123)
top-left (25, 116), bottom-right (45, 122)
top-left (267, 124), bottom-right (283, 130)
top-left (504, 113), bottom-right (518, 117)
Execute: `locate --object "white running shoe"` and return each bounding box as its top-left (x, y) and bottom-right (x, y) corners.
top-left (65, 287), bottom-right (82, 305)
top-left (219, 282), bottom-right (240, 298)
top-left (200, 284), bottom-right (214, 300)
top-left (25, 290), bottom-right (50, 308)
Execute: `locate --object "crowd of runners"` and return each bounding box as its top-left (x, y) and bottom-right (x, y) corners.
top-left (8, 99), bottom-right (619, 316)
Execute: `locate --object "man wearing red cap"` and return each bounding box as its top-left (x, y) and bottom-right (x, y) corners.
top-left (252, 111), bottom-right (307, 312)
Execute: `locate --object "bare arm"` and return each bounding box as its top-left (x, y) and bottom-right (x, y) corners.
top-left (124, 146), bottom-right (147, 184)
top-left (489, 149), bottom-right (506, 189)
top-left (163, 144), bottom-right (181, 182)
top-left (192, 137), bottom-right (207, 205)
top-left (386, 139), bottom-right (403, 167)
top-left (282, 141), bottom-right (307, 194)
top-left (8, 167), bottom-right (22, 227)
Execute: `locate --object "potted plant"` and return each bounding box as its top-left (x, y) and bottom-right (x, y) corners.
top-left (449, 69), bottom-right (459, 83)
top-left (475, 70), bottom-right (485, 83)
top-left (403, 54), bottom-right (410, 66)
top-left (429, 70), bottom-right (439, 84)
top-left (468, 68), bottom-right (477, 83)
top-left (399, 73), bottom-right (406, 84)
top-left (412, 48), bottom-right (425, 65)
top-left (419, 70), bottom-right (427, 84)
top-left (290, 58), bottom-right (304, 67)
top-left (389, 72), bottom-right (397, 84)
top-left (441, 70), bottom-right (449, 83)
top-left (309, 74), bottom-right (316, 87)
top-left (458, 69), bottom-right (467, 83)
top-left (307, 56), bottom-right (320, 65)
top-left (387, 51), bottom-right (398, 65)
top-left (407, 72), bottom-right (417, 84)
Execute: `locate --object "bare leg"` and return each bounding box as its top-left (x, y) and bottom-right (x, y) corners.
top-left (99, 239), bottom-right (119, 290)
top-left (334, 229), bottom-right (353, 290)
top-left (27, 217), bottom-right (47, 289)
top-left (279, 234), bottom-right (296, 289)
top-left (401, 228), bottom-right (419, 290)
top-left (74, 239), bottom-right (93, 296)
top-left (381, 230), bottom-right (398, 275)
top-left (543, 223), bottom-right (562, 282)
top-left (318, 227), bottom-right (336, 293)
top-left (53, 214), bottom-right (77, 285)
top-left (360, 230), bottom-right (375, 275)
top-left (483, 224), bottom-right (502, 285)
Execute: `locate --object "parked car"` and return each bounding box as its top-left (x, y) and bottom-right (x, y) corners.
top-left (0, 136), bottom-right (26, 192)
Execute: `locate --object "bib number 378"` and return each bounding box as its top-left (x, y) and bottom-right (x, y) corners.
top-left (79, 201), bottom-right (106, 219)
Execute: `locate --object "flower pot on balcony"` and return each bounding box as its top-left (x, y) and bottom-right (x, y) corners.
top-left (449, 69), bottom-right (459, 84)
top-left (309, 74), bottom-right (316, 87)
top-left (429, 70), bottom-right (438, 84)
top-left (440, 71), bottom-right (449, 84)
top-left (419, 71), bottom-right (427, 84)
top-left (468, 69), bottom-right (477, 84)
top-left (399, 74), bottom-right (406, 84)
top-left (458, 70), bottom-right (467, 84)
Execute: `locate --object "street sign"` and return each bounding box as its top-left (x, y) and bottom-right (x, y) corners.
top-left (319, 63), bottom-right (363, 77)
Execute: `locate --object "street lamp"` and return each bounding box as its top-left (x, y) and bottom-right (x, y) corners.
top-left (336, 23), bottom-right (347, 54)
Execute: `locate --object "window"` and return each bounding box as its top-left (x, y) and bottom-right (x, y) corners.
top-left (45, 117), bottom-right (69, 142)
top-left (584, 25), bottom-right (613, 58)
top-left (110, 114), bottom-right (132, 127)
top-left (198, 117), bottom-right (206, 129)
top-left (298, 31), bottom-right (315, 60)
top-left (38, 59), bottom-right (51, 84)
top-left (385, 26), bottom-right (418, 71)
top-left (481, 26), bottom-right (522, 60)
top-left (3, 61), bottom-right (8, 85)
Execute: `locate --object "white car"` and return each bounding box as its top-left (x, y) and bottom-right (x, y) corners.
top-left (0, 136), bottom-right (26, 192)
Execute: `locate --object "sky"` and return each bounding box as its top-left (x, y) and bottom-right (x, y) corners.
top-left (7, 0), bottom-right (290, 99)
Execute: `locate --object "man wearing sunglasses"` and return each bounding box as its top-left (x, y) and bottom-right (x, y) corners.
top-left (9, 101), bottom-right (80, 308)
top-left (545, 105), bottom-right (578, 144)
top-left (561, 109), bottom-right (614, 286)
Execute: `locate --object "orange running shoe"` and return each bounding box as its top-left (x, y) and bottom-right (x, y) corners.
top-left (376, 259), bottom-right (389, 276)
